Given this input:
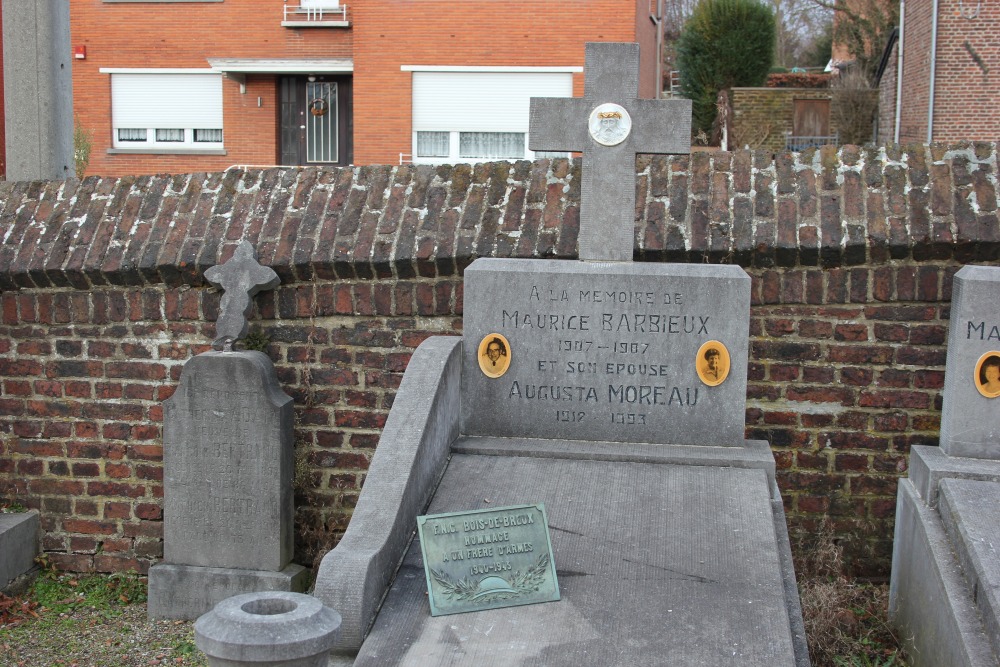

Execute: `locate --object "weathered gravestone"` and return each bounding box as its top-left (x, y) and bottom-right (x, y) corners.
top-left (890, 265), bottom-right (1000, 666)
top-left (148, 241), bottom-right (307, 620)
top-left (314, 42), bottom-right (808, 666)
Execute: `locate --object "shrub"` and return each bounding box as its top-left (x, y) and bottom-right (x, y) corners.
top-left (677, 0), bottom-right (777, 136)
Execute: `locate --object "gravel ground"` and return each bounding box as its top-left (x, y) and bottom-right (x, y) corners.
top-left (1, 604), bottom-right (206, 667)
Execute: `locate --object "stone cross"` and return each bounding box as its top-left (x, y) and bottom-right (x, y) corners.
top-left (529, 42), bottom-right (692, 262)
top-left (204, 240), bottom-right (280, 351)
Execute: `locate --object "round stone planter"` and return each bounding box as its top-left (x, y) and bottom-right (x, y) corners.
top-left (194, 592), bottom-right (341, 667)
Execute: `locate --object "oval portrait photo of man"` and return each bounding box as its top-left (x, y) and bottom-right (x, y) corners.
top-left (696, 340), bottom-right (731, 387)
top-left (478, 333), bottom-right (512, 379)
top-left (975, 351), bottom-right (1000, 398)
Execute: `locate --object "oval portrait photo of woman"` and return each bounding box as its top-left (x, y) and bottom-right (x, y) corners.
top-left (975, 351), bottom-right (1000, 398)
top-left (478, 333), bottom-right (511, 379)
top-left (696, 340), bottom-right (730, 387)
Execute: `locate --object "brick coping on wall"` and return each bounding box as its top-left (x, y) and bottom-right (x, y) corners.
top-left (0, 143), bottom-right (997, 578)
top-left (0, 142), bottom-right (997, 291)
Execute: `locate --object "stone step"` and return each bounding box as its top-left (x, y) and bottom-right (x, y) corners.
top-left (938, 478), bottom-right (1000, 661)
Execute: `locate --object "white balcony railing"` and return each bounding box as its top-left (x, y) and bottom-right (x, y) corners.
top-left (282, 3), bottom-right (349, 27)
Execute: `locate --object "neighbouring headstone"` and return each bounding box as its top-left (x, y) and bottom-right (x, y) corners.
top-left (890, 265), bottom-right (1000, 666)
top-left (314, 42), bottom-right (807, 666)
top-left (148, 241), bottom-right (307, 620)
top-left (0, 510), bottom-right (39, 594)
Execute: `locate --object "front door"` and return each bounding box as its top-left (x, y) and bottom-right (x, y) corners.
top-left (279, 75), bottom-right (352, 166)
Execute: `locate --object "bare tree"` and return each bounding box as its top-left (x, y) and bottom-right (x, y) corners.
top-left (771, 0), bottom-right (833, 68)
top-left (808, 0), bottom-right (898, 82)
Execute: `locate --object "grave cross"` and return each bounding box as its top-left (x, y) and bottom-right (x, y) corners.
top-left (529, 42), bottom-right (691, 262)
top-left (204, 240), bottom-right (280, 351)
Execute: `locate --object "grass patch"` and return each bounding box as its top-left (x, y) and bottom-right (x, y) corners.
top-left (796, 522), bottom-right (908, 667)
top-left (0, 562), bottom-right (206, 667)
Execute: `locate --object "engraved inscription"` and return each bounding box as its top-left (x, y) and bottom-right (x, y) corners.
top-left (464, 263), bottom-right (750, 446)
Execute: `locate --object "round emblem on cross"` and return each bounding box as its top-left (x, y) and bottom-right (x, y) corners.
top-left (588, 103), bottom-right (632, 146)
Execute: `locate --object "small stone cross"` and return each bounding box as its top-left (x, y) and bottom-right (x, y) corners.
top-left (529, 42), bottom-right (691, 262)
top-left (204, 240), bottom-right (280, 351)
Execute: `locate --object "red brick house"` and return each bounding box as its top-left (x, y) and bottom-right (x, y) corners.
top-left (70, 0), bottom-right (663, 177)
top-left (878, 0), bottom-right (999, 144)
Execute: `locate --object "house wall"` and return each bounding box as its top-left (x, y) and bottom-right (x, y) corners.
top-left (897, 0), bottom-right (1000, 144)
top-left (70, 0), bottom-right (656, 176)
top-left (69, 0), bottom-right (354, 176)
top-left (924, 0), bottom-right (1000, 142)
top-left (1, 144), bottom-right (997, 579)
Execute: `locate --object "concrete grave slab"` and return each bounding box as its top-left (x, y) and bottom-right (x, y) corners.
top-left (353, 453), bottom-right (804, 666)
top-left (461, 259), bottom-right (750, 446)
top-left (937, 479), bottom-right (1000, 660)
top-left (889, 480), bottom-right (997, 667)
top-left (0, 511), bottom-right (39, 593)
top-left (940, 265), bottom-right (1000, 459)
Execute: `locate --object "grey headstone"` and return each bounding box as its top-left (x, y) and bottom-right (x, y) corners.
top-left (161, 351), bottom-right (294, 571)
top-left (0, 511), bottom-right (39, 593)
top-left (461, 258), bottom-right (750, 446)
top-left (529, 42), bottom-right (691, 262)
top-left (940, 265), bottom-right (1000, 459)
top-left (195, 591), bottom-right (341, 667)
top-left (205, 240), bottom-right (280, 351)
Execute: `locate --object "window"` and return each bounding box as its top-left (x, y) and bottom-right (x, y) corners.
top-left (108, 71), bottom-right (223, 151)
top-left (409, 70), bottom-right (574, 164)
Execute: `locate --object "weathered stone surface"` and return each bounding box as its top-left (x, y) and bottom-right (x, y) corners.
top-left (461, 258), bottom-right (750, 446)
top-left (0, 511), bottom-right (38, 592)
top-left (938, 479), bottom-right (1000, 661)
top-left (314, 337), bottom-right (462, 653)
top-left (889, 480), bottom-right (996, 667)
top-left (161, 351), bottom-right (294, 571)
top-left (354, 453), bottom-right (804, 666)
top-left (194, 591), bottom-right (340, 667)
top-left (148, 563), bottom-right (308, 621)
top-left (939, 265), bottom-right (1000, 459)
top-left (204, 240), bottom-right (280, 350)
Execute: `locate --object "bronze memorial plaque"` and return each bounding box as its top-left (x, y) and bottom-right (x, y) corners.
top-left (416, 503), bottom-right (560, 617)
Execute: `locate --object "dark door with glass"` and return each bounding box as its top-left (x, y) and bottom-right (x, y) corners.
top-left (279, 75), bottom-right (352, 166)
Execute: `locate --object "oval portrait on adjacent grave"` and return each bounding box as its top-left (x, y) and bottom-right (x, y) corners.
top-left (975, 351), bottom-right (1000, 398)
top-left (478, 333), bottom-right (512, 379)
top-left (588, 103), bottom-right (632, 147)
top-left (696, 340), bottom-right (730, 387)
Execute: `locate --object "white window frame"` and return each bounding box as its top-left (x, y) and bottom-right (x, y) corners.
top-left (100, 68), bottom-right (226, 154)
top-left (404, 66), bottom-right (579, 165)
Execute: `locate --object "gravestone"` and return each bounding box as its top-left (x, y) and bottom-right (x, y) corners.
top-left (314, 42), bottom-right (807, 666)
top-left (0, 510), bottom-right (39, 594)
top-left (148, 241), bottom-right (307, 620)
top-left (890, 265), bottom-right (1000, 666)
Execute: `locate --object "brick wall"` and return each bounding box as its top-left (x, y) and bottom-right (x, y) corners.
top-left (730, 88), bottom-right (834, 152)
top-left (1, 143), bottom-right (998, 578)
top-left (896, 0), bottom-right (1000, 143)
